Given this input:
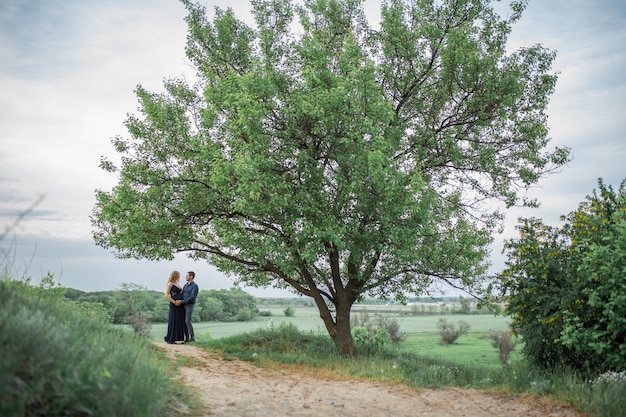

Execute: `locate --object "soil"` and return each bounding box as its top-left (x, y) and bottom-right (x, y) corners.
top-left (158, 342), bottom-right (587, 417)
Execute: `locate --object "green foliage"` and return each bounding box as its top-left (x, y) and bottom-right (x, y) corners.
top-left (283, 306), bottom-right (295, 317)
top-left (34, 272), bottom-right (67, 300)
top-left (71, 300), bottom-right (114, 323)
top-left (351, 311), bottom-right (406, 343)
top-left (196, 288), bottom-right (259, 322)
top-left (198, 294), bottom-right (225, 321)
top-left (152, 295), bottom-right (171, 322)
top-left (92, 0), bottom-right (568, 354)
top-left (63, 286), bottom-right (258, 324)
top-left (113, 282), bottom-right (151, 324)
top-left (352, 326), bottom-right (393, 355)
top-left (0, 279), bottom-right (178, 417)
top-left (501, 178), bottom-right (626, 373)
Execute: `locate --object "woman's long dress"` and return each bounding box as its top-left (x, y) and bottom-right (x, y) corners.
top-left (164, 285), bottom-right (185, 343)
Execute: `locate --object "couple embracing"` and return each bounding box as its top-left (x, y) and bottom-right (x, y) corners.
top-left (164, 270), bottom-right (199, 344)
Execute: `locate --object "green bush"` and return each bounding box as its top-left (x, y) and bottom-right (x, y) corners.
top-left (0, 279), bottom-right (177, 417)
top-left (197, 288), bottom-right (259, 322)
top-left (352, 326), bottom-right (393, 355)
top-left (501, 178), bottom-right (626, 373)
top-left (351, 311), bottom-right (406, 343)
top-left (236, 307), bottom-right (254, 321)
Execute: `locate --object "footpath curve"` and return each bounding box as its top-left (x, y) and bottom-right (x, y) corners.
top-left (158, 342), bottom-right (586, 417)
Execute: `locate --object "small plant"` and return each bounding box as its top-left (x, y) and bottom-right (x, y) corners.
top-left (351, 312), bottom-right (405, 343)
top-left (352, 326), bottom-right (392, 355)
top-left (283, 306), bottom-right (295, 317)
top-left (489, 330), bottom-right (517, 364)
top-left (126, 312), bottom-right (152, 338)
top-left (437, 318), bottom-right (470, 345)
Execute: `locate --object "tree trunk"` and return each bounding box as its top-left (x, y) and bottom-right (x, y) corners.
top-left (332, 301), bottom-right (357, 355)
top-left (311, 289), bottom-right (357, 355)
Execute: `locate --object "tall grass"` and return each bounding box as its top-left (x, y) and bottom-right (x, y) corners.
top-left (0, 278), bottom-right (188, 417)
top-left (200, 322), bottom-right (626, 417)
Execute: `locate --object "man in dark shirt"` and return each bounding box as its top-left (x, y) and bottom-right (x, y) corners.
top-left (179, 271), bottom-right (199, 343)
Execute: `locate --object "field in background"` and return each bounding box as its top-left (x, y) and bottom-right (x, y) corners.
top-left (150, 305), bottom-right (517, 367)
top-left (150, 306), bottom-right (512, 339)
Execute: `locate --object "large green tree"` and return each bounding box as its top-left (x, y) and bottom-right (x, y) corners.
top-left (92, 0), bottom-right (568, 354)
top-left (500, 178), bottom-right (626, 372)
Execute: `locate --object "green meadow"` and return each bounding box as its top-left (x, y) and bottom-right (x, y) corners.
top-left (151, 306), bottom-right (511, 337)
top-left (150, 306), bottom-right (517, 368)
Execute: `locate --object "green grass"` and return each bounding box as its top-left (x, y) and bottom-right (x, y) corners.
top-left (397, 313), bottom-right (512, 333)
top-left (401, 332), bottom-right (523, 369)
top-left (148, 304), bottom-right (626, 417)
top-left (197, 322), bottom-right (626, 417)
top-left (150, 308), bottom-right (511, 340)
top-left (150, 308), bottom-right (519, 369)
top-left (150, 308), bottom-right (519, 371)
top-left (0, 279), bottom-right (191, 417)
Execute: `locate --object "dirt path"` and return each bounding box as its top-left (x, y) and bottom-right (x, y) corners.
top-left (158, 342), bottom-right (586, 417)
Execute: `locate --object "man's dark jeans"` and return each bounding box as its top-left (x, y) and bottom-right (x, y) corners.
top-left (184, 303), bottom-right (195, 341)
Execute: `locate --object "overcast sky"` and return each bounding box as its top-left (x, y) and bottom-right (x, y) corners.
top-left (1, 0), bottom-right (624, 297)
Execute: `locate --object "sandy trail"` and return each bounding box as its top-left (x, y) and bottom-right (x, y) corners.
top-left (158, 342), bottom-right (586, 417)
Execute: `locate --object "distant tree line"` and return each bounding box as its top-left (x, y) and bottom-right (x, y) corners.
top-left (64, 285), bottom-right (259, 324)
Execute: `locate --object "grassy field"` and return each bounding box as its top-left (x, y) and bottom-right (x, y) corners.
top-left (150, 306), bottom-right (512, 337)
top-left (151, 306), bottom-right (331, 340)
top-left (151, 306), bottom-right (511, 338)
top-left (150, 306), bottom-right (517, 368)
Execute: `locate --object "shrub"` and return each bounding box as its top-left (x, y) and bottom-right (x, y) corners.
top-left (351, 312), bottom-right (406, 343)
top-left (587, 370), bottom-right (626, 417)
top-left (501, 178), bottom-right (626, 373)
top-left (489, 330), bottom-right (517, 364)
top-left (437, 318), bottom-right (470, 345)
top-left (236, 307), bottom-right (254, 321)
top-left (352, 326), bottom-right (393, 355)
top-left (126, 311), bottom-right (152, 338)
top-left (283, 306), bottom-right (295, 317)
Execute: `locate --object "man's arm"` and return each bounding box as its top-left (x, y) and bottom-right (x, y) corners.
top-left (189, 283), bottom-right (198, 303)
top-left (182, 283), bottom-right (199, 305)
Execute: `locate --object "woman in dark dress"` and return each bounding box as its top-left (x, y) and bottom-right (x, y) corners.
top-left (164, 270), bottom-right (185, 344)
